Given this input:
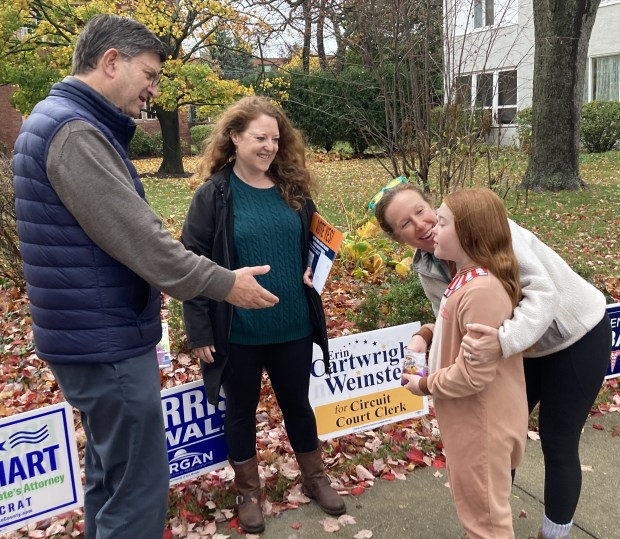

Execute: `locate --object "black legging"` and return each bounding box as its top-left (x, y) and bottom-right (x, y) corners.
top-left (523, 313), bottom-right (611, 524)
top-left (221, 335), bottom-right (319, 462)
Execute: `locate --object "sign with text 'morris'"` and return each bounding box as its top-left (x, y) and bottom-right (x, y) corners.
top-left (308, 322), bottom-right (429, 440)
top-left (161, 380), bottom-right (228, 486)
top-left (0, 402), bottom-right (83, 534)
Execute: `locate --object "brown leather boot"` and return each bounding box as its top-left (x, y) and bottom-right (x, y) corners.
top-left (229, 456), bottom-right (265, 533)
top-left (296, 448), bottom-right (346, 515)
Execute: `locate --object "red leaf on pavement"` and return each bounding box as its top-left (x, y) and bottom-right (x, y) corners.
top-left (162, 530), bottom-right (174, 539)
top-left (351, 485), bottom-right (366, 496)
top-left (291, 521), bottom-right (302, 529)
top-left (592, 423), bottom-right (604, 430)
top-left (382, 472), bottom-right (396, 481)
top-left (432, 457), bottom-right (446, 468)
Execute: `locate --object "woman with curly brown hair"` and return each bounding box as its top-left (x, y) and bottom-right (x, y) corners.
top-left (182, 96), bottom-right (345, 533)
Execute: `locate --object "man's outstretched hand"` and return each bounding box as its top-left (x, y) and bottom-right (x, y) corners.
top-left (224, 265), bottom-right (279, 308)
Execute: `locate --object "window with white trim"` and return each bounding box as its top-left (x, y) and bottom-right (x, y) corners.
top-left (140, 100), bottom-right (158, 120)
top-left (475, 72), bottom-right (494, 108)
top-left (497, 70), bottom-right (517, 124)
top-left (452, 0), bottom-right (518, 35)
top-left (589, 55), bottom-right (620, 101)
top-left (455, 75), bottom-right (472, 106)
top-left (474, 0), bottom-right (495, 28)
top-left (455, 69), bottom-right (518, 125)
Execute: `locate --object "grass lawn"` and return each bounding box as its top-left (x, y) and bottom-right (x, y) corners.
top-left (141, 150), bottom-right (620, 291)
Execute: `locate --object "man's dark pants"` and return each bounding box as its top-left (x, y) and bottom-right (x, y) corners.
top-left (50, 349), bottom-right (169, 539)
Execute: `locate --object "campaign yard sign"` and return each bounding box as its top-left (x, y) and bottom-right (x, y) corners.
top-left (607, 303), bottom-right (620, 380)
top-left (309, 323), bottom-right (429, 440)
top-left (161, 381), bottom-right (228, 485)
top-left (0, 402), bottom-right (83, 534)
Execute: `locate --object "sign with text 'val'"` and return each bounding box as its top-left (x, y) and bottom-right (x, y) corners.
top-left (161, 381), bottom-right (228, 486)
top-left (606, 303), bottom-right (620, 380)
top-left (0, 402), bottom-right (83, 534)
top-left (309, 322), bottom-right (428, 440)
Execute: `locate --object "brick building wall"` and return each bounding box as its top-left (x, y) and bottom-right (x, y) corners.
top-left (0, 85), bottom-right (24, 154)
top-left (0, 85), bottom-right (191, 155)
top-left (135, 109), bottom-right (192, 155)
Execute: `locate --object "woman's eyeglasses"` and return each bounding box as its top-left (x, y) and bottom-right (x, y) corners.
top-left (368, 176), bottom-right (409, 211)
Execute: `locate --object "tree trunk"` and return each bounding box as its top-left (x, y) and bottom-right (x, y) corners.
top-left (317, 0), bottom-right (327, 69)
top-left (524, 0), bottom-right (600, 190)
top-left (302, 0), bottom-right (312, 74)
top-left (156, 106), bottom-right (185, 176)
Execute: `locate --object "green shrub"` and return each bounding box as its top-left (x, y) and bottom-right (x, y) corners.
top-left (128, 127), bottom-right (163, 158)
top-left (284, 69), bottom-right (344, 152)
top-left (514, 107), bottom-right (532, 151)
top-left (350, 270), bottom-right (434, 332)
top-left (0, 155), bottom-right (25, 290)
top-left (580, 101), bottom-right (620, 153)
top-left (331, 141), bottom-right (355, 159)
top-left (336, 67), bottom-right (386, 154)
top-left (283, 67), bottom-right (384, 154)
top-left (190, 124), bottom-right (214, 150)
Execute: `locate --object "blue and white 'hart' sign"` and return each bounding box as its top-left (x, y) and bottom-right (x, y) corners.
top-left (0, 402), bottom-right (83, 534)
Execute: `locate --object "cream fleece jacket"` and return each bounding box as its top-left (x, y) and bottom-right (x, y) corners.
top-left (413, 220), bottom-right (606, 358)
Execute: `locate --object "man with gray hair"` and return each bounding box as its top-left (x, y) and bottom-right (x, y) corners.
top-left (12, 14), bottom-right (278, 538)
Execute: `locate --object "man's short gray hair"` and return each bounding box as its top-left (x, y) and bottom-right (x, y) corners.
top-left (72, 14), bottom-right (166, 75)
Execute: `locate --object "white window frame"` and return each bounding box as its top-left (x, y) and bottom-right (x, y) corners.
top-left (456, 68), bottom-right (518, 126)
top-left (585, 54), bottom-right (620, 102)
top-left (450, 0), bottom-right (518, 36)
top-left (140, 100), bottom-right (158, 121)
top-left (473, 0), bottom-right (495, 29)
top-left (15, 27), bottom-right (29, 40)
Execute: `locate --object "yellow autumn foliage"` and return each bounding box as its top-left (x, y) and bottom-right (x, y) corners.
top-left (356, 218), bottom-right (382, 239)
top-left (363, 253), bottom-right (385, 273)
top-left (394, 256), bottom-right (413, 276)
top-left (342, 241), bottom-right (371, 260)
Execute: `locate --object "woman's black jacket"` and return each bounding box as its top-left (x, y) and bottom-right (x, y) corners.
top-left (181, 164), bottom-right (330, 405)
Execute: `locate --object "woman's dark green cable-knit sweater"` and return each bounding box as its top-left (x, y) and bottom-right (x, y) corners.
top-left (229, 172), bottom-right (312, 345)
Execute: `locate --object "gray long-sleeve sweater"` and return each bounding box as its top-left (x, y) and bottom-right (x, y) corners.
top-left (46, 119), bottom-right (235, 302)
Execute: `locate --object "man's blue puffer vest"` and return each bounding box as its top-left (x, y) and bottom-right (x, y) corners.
top-left (12, 78), bottom-right (162, 363)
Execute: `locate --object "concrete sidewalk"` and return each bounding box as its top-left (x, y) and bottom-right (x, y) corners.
top-left (218, 412), bottom-right (619, 538)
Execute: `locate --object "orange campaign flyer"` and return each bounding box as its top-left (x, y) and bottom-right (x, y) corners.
top-left (307, 213), bottom-right (344, 294)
